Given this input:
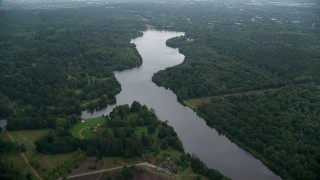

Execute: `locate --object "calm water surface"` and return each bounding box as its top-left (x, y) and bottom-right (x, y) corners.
top-left (82, 30), bottom-right (280, 180)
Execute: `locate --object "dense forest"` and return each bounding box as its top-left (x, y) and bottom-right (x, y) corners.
top-left (198, 85), bottom-right (320, 179)
top-left (0, 8), bottom-right (145, 130)
top-left (1, 1), bottom-right (319, 179)
top-left (149, 3), bottom-right (320, 99)
top-left (139, 2), bottom-right (320, 180)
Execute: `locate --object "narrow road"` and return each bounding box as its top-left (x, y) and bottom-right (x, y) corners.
top-left (5, 130), bottom-right (43, 180)
top-left (78, 127), bottom-right (90, 139)
top-left (4, 96), bottom-right (17, 113)
top-left (66, 162), bottom-right (166, 179)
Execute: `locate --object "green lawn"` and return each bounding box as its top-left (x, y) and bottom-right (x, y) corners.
top-left (69, 116), bottom-right (106, 139)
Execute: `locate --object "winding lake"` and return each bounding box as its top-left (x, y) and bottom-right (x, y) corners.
top-left (82, 30), bottom-right (280, 180)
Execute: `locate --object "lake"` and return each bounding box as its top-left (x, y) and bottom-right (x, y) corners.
top-left (82, 30), bottom-right (280, 180)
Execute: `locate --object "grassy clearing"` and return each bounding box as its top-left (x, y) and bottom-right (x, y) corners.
top-left (3, 129), bottom-right (81, 177)
top-left (10, 129), bottom-right (50, 150)
top-left (69, 116), bottom-right (106, 139)
top-left (1, 152), bottom-right (32, 174)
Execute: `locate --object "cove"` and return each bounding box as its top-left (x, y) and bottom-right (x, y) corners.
top-left (82, 30), bottom-right (280, 180)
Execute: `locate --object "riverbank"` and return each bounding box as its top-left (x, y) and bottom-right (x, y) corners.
top-left (82, 30), bottom-right (280, 180)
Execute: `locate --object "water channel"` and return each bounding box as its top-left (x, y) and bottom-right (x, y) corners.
top-left (82, 30), bottom-right (280, 180)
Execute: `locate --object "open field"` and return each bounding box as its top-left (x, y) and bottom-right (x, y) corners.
top-left (2, 129), bottom-right (81, 178)
top-left (2, 128), bottom-right (203, 179)
top-left (69, 116), bottom-right (106, 139)
top-left (9, 129), bottom-right (50, 150)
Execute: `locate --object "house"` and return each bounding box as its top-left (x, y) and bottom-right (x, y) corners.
top-left (167, 162), bottom-right (177, 171)
top-left (92, 124), bottom-right (102, 133)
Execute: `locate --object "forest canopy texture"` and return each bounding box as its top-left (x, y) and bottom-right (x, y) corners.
top-left (0, 8), bottom-right (144, 130)
top-left (145, 2), bottom-right (320, 180)
top-left (0, 1), bottom-right (319, 180)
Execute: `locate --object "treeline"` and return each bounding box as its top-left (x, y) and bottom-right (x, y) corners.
top-left (189, 156), bottom-right (229, 180)
top-left (0, 159), bottom-right (31, 180)
top-left (35, 130), bottom-right (83, 154)
top-left (0, 140), bottom-right (25, 154)
top-left (0, 7), bottom-right (145, 130)
top-left (197, 85), bottom-right (320, 180)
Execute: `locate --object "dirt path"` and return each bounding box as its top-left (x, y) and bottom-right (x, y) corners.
top-left (67, 162), bottom-right (165, 179)
top-left (4, 96), bottom-right (17, 113)
top-left (5, 130), bottom-right (43, 180)
top-left (78, 127), bottom-right (90, 139)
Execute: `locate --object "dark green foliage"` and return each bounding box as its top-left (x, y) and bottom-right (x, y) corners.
top-left (0, 159), bottom-right (28, 180)
top-left (160, 140), bottom-right (168, 150)
top-left (0, 94), bottom-right (13, 119)
top-left (0, 140), bottom-right (20, 153)
top-left (190, 156), bottom-right (229, 180)
top-left (46, 151), bottom-right (85, 179)
top-left (157, 125), bottom-right (177, 139)
top-left (197, 86), bottom-right (320, 180)
top-left (19, 144), bottom-right (26, 152)
top-left (142, 2), bottom-right (320, 179)
top-left (0, 8), bottom-right (144, 130)
top-left (121, 166), bottom-right (135, 180)
top-left (130, 101), bottom-right (142, 113)
top-left (85, 102), bottom-right (184, 157)
top-left (35, 130), bottom-right (82, 154)
top-left (147, 125), bottom-right (155, 134)
top-left (165, 137), bottom-right (184, 152)
top-left (141, 132), bottom-right (153, 148)
top-left (150, 2), bottom-right (320, 99)
top-left (157, 125), bottom-right (183, 151)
